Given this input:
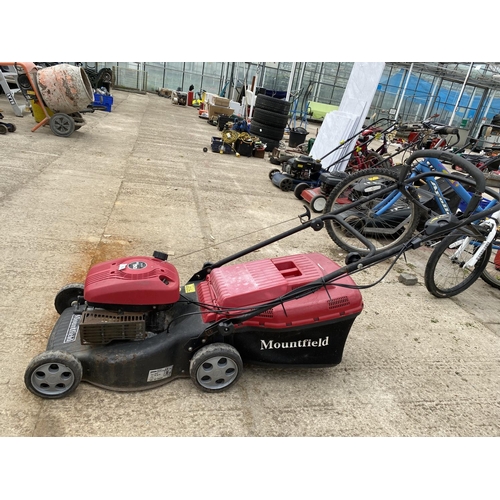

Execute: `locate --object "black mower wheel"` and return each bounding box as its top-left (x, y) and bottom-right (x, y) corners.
top-left (0, 124), bottom-right (8, 134)
top-left (269, 168), bottom-right (280, 180)
top-left (190, 343), bottom-right (243, 392)
top-left (54, 283), bottom-right (84, 314)
top-left (294, 182), bottom-right (309, 199)
top-left (49, 113), bottom-right (76, 137)
top-left (279, 177), bottom-right (294, 192)
top-left (7, 123), bottom-right (16, 132)
top-left (25, 350), bottom-right (82, 399)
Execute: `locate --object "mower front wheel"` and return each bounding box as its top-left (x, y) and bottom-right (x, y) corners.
top-left (54, 283), bottom-right (84, 314)
top-left (190, 343), bottom-right (243, 392)
top-left (310, 194), bottom-right (327, 213)
top-left (25, 350), bottom-right (83, 399)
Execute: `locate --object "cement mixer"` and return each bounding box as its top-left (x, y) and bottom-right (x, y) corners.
top-left (3, 62), bottom-right (94, 137)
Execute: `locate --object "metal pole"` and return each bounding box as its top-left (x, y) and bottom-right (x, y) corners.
top-left (394, 63), bottom-right (413, 120)
top-left (423, 77), bottom-right (441, 118)
top-left (448, 62), bottom-right (474, 126)
top-left (286, 62), bottom-right (297, 101)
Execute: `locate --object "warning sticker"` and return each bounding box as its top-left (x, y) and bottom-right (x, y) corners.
top-left (184, 284), bottom-right (196, 293)
top-left (147, 366), bottom-right (173, 382)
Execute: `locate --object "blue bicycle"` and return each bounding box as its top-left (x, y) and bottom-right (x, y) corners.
top-left (323, 149), bottom-right (500, 295)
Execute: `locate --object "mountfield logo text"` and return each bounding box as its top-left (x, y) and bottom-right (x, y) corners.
top-left (260, 337), bottom-right (329, 350)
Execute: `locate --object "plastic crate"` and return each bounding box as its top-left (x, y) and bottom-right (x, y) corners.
top-left (458, 196), bottom-right (491, 213)
top-left (93, 93), bottom-right (113, 112)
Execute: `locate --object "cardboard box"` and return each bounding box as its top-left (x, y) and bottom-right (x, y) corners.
top-left (213, 96), bottom-right (230, 107)
top-left (158, 88), bottom-right (172, 98)
top-left (207, 104), bottom-right (233, 120)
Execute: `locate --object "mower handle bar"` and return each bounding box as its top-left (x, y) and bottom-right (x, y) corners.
top-left (208, 189), bottom-right (500, 331)
top-left (193, 150), bottom-right (491, 283)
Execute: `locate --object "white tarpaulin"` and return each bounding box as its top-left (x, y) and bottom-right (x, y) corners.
top-left (310, 62), bottom-right (385, 171)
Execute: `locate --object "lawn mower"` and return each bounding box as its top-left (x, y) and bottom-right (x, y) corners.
top-left (269, 154), bottom-right (323, 192)
top-left (269, 119), bottom-right (398, 211)
top-left (24, 150), bottom-right (493, 400)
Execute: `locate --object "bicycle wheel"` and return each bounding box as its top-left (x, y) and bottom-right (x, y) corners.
top-left (480, 236), bottom-right (500, 289)
top-left (323, 168), bottom-right (421, 254)
top-left (424, 232), bottom-right (492, 298)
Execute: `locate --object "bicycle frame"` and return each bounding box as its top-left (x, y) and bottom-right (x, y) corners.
top-left (449, 216), bottom-right (498, 270)
top-left (375, 154), bottom-right (500, 273)
top-left (371, 156), bottom-right (499, 221)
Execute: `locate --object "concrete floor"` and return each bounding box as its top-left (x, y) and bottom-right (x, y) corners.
top-left (0, 89), bottom-right (499, 439)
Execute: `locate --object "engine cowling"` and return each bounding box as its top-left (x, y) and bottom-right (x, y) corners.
top-left (84, 256), bottom-right (180, 307)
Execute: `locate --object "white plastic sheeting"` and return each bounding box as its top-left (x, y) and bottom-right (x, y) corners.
top-left (310, 62), bottom-right (385, 171)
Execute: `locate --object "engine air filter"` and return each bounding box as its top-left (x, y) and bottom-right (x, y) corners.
top-left (80, 310), bottom-right (146, 345)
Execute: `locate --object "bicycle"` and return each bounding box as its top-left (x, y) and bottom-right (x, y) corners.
top-left (322, 149), bottom-right (500, 295)
top-left (424, 217), bottom-right (499, 297)
top-left (395, 114), bottom-right (460, 156)
top-left (424, 174), bottom-right (500, 296)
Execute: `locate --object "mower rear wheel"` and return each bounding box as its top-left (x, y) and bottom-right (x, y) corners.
top-left (54, 283), bottom-right (84, 314)
top-left (0, 124), bottom-right (7, 134)
top-left (279, 177), bottom-right (294, 192)
top-left (25, 350), bottom-right (82, 399)
top-left (190, 343), bottom-right (243, 392)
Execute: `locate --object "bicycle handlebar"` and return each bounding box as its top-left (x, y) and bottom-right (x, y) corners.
top-left (400, 149), bottom-right (486, 194)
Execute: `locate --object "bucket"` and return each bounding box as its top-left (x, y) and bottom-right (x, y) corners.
top-left (217, 114), bottom-right (232, 131)
top-left (289, 127), bottom-right (309, 148)
top-left (31, 99), bottom-right (54, 123)
top-left (36, 64), bottom-right (93, 114)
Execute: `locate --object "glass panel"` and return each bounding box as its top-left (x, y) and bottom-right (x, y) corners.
top-left (164, 68), bottom-right (184, 91)
top-left (166, 62), bottom-right (184, 71)
top-left (144, 63), bottom-right (165, 91)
